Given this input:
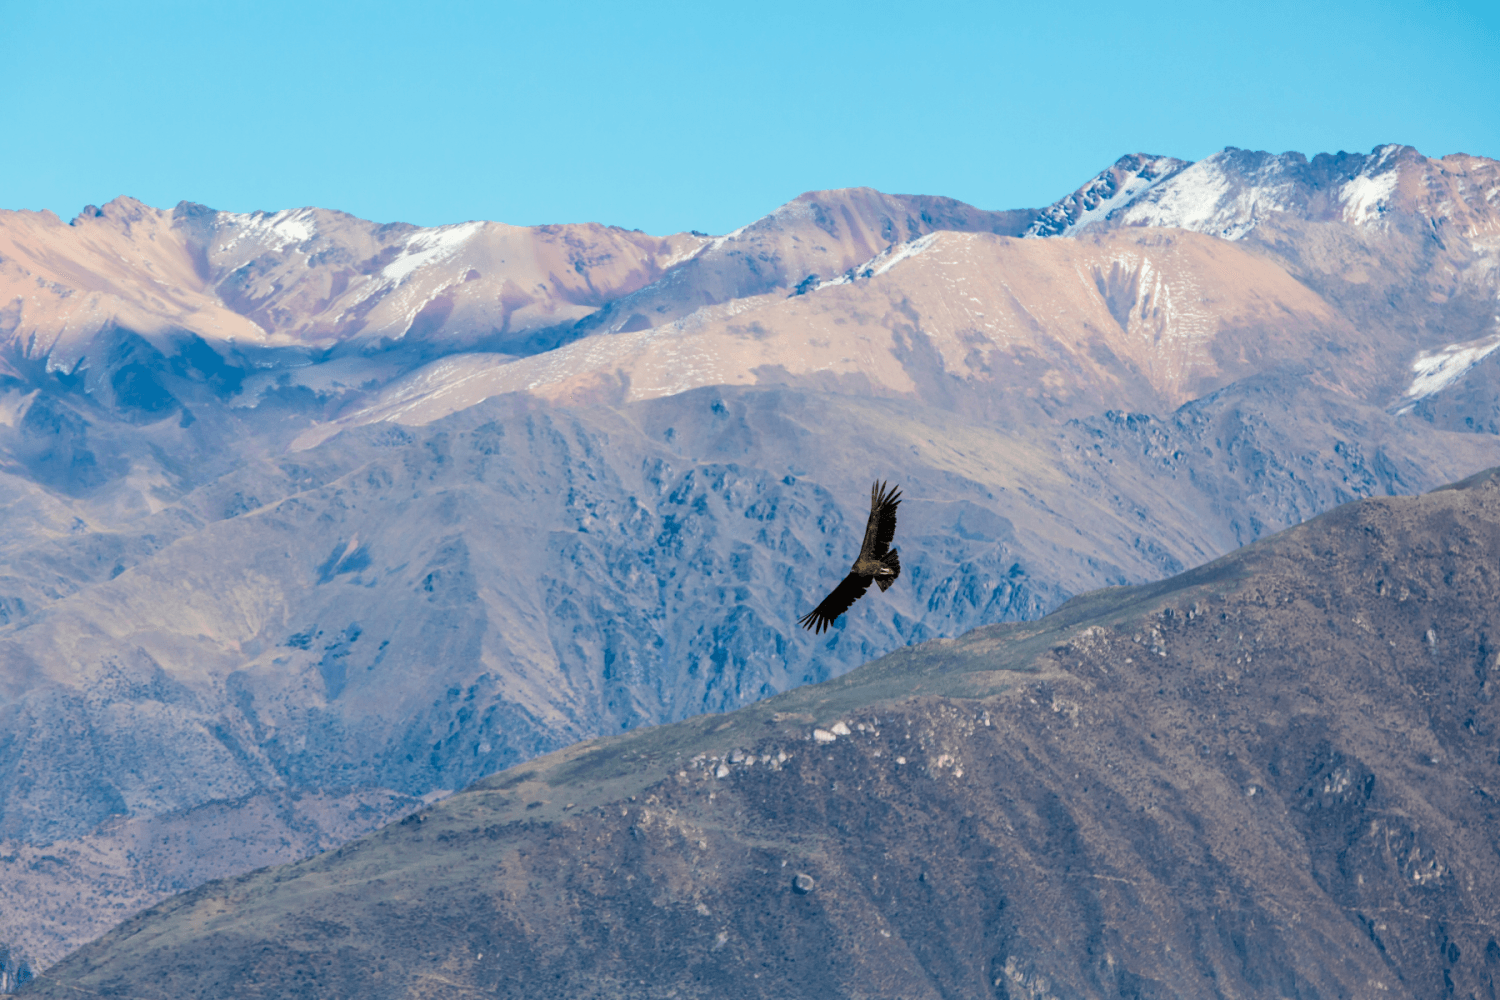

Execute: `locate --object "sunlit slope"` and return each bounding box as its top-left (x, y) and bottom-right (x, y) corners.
top-left (1040, 145), bottom-right (1500, 410)
top-left (314, 226), bottom-right (1358, 439)
top-left (0, 196), bottom-right (708, 368)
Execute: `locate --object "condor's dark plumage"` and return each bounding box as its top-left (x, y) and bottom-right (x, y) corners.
top-left (799, 481), bottom-right (902, 633)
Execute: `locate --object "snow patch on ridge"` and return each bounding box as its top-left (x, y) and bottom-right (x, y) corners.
top-left (655, 237), bottom-right (714, 271)
top-left (1341, 170), bottom-right (1399, 225)
top-left (1128, 154), bottom-right (1302, 242)
top-left (1113, 160), bottom-right (1231, 233)
top-left (1398, 332), bottom-right (1500, 409)
top-left (218, 208), bottom-right (319, 253)
top-left (382, 222), bottom-right (485, 285)
top-left (1116, 155), bottom-right (1296, 241)
top-left (707, 224), bottom-right (750, 254)
top-left (1055, 175), bottom-right (1158, 235)
top-left (813, 233), bottom-right (942, 291)
top-left (870, 232), bottom-right (940, 276)
top-left (1025, 155), bottom-right (1189, 238)
top-left (330, 221), bottom-right (485, 330)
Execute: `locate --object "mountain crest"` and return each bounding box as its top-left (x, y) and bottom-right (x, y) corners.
top-left (1022, 152), bottom-right (1189, 237)
top-left (1029, 143), bottom-right (1498, 244)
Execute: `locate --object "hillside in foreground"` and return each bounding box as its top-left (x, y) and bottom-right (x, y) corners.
top-left (26, 467), bottom-right (1500, 999)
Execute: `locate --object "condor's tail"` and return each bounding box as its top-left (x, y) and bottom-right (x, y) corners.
top-left (875, 548), bottom-right (900, 592)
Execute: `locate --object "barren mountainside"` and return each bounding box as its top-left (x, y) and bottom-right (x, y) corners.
top-left (318, 226), bottom-right (1366, 437)
top-left (28, 467), bottom-right (1500, 999)
top-left (2, 142), bottom-right (1500, 974)
top-left (1, 197), bottom-right (708, 361)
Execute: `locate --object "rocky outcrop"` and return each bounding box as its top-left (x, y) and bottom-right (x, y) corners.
top-left (0, 947), bottom-right (32, 994)
top-left (1022, 153), bottom-right (1189, 237)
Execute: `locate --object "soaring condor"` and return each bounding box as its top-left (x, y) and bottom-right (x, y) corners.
top-left (799, 481), bottom-right (901, 633)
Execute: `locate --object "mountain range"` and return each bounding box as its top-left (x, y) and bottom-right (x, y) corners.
top-left (1, 142), bottom-right (1499, 974)
top-left (28, 464), bottom-right (1500, 999)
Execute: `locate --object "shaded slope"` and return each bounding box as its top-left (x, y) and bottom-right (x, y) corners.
top-left (6, 376), bottom-right (1500, 966)
top-left (31, 467), bottom-right (1500, 999)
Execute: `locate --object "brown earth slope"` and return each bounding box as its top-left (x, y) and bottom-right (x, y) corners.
top-left (29, 467), bottom-right (1500, 999)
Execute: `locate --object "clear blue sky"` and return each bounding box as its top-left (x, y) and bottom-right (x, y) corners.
top-left (3, 0), bottom-right (1496, 234)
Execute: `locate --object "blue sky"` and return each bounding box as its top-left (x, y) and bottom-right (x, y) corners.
top-left (3, 0), bottom-right (1496, 234)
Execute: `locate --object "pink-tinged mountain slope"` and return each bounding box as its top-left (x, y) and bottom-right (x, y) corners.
top-left (0, 203), bottom-right (267, 378)
top-left (305, 227), bottom-right (1358, 441)
top-left (573, 187), bottom-right (1039, 336)
top-left (173, 203), bottom-right (710, 354)
top-left (0, 197), bottom-right (711, 373)
top-left (300, 146), bottom-right (1500, 445)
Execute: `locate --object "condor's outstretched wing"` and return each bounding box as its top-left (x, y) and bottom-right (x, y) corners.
top-left (798, 572), bottom-right (873, 634)
top-left (858, 480), bottom-right (902, 559)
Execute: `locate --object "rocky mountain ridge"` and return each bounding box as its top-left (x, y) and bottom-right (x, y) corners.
top-left (1021, 153), bottom-right (1190, 238)
top-left (0, 197), bottom-right (708, 407)
top-left (3, 373), bottom-right (1498, 969)
top-left (3, 142), bottom-right (1500, 973)
top-left (1033, 144), bottom-right (1500, 244)
top-left (569, 188), bottom-right (1039, 338)
top-left (27, 467), bottom-right (1500, 999)
top-left (299, 144), bottom-right (1500, 444)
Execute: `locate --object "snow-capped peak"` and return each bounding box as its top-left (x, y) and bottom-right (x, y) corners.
top-left (1024, 154), bottom-right (1190, 238)
top-left (1031, 144), bottom-right (1417, 243)
top-left (1110, 149), bottom-right (1300, 241)
top-left (217, 207), bottom-right (320, 253)
top-left (1338, 146), bottom-right (1404, 226)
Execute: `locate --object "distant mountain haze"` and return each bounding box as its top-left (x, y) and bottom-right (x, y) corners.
top-left (2, 143), bottom-right (1500, 975)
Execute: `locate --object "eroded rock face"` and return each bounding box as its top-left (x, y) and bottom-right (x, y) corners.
top-left (29, 471), bottom-right (1500, 999)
